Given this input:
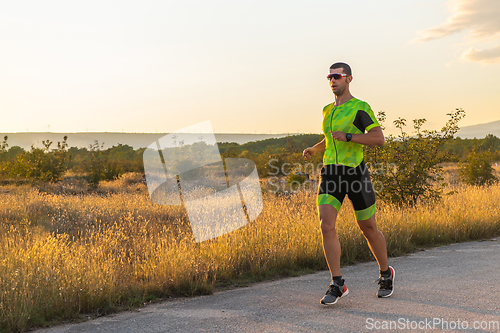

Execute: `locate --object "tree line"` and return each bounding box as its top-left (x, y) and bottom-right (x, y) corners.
top-left (0, 136), bottom-right (144, 186)
top-left (0, 109), bottom-right (498, 204)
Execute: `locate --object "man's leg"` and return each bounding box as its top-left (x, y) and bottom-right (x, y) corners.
top-left (357, 213), bottom-right (395, 297)
top-left (356, 213), bottom-right (388, 271)
top-left (318, 204), bottom-right (341, 277)
top-left (318, 203), bottom-right (349, 304)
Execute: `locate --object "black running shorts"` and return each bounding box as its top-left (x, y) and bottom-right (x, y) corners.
top-left (317, 161), bottom-right (376, 220)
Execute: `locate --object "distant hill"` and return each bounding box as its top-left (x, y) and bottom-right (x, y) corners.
top-left (2, 119), bottom-right (497, 152)
top-left (0, 132), bottom-right (296, 150)
top-left (456, 120), bottom-right (500, 139)
top-left (219, 134), bottom-right (323, 155)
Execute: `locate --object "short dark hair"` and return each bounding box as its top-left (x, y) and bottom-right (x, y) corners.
top-left (329, 62), bottom-right (351, 76)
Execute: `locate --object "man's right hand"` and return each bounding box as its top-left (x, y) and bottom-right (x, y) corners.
top-left (303, 147), bottom-right (315, 159)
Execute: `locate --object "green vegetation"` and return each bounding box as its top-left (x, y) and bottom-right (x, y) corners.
top-left (220, 135), bottom-right (323, 178)
top-left (0, 136), bottom-right (7, 152)
top-left (458, 150), bottom-right (498, 186)
top-left (83, 141), bottom-right (123, 187)
top-left (1, 175), bottom-right (500, 332)
top-left (365, 108), bottom-right (466, 206)
top-left (0, 139), bottom-right (145, 185)
top-left (0, 125), bottom-right (498, 188)
top-left (219, 134), bottom-right (323, 155)
top-left (442, 134), bottom-right (500, 161)
top-left (1, 113), bottom-right (500, 332)
top-left (7, 136), bottom-right (70, 182)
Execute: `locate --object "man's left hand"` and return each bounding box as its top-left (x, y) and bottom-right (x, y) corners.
top-left (330, 131), bottom-right (347, 142)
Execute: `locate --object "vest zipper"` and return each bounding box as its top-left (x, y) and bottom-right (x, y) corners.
top-left (329, 105), bottom-right (339, 164)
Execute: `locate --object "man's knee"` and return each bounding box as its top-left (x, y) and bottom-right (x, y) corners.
top-left (357, 216), bottom-right (378, 236)
top-left (320, 220), bottom-right (336, 235)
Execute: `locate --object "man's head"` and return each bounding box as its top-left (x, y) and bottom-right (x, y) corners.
top-left (328, 62), bottom-right (352, 96)
top-left (330, 62), bottom-right (351, 76)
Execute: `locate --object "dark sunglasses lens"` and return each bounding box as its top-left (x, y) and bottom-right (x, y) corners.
top-left (327, 74), bottom-right (341, 80)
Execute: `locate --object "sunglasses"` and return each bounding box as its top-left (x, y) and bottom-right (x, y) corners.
top-left (327, 73), bottom-right (348, 80)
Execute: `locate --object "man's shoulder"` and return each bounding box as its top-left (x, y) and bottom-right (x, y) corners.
top-left (322, 102), bottom-right (335, 114)
top-left (349, 98), bottom-right (372, 111)
top-left (323, 102), bottom-right (334, 109)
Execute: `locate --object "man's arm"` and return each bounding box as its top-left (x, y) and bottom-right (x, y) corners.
top-left (330, 126), bottom-right (385, 146)
top-left (303, 138), bottom-right (326, 159)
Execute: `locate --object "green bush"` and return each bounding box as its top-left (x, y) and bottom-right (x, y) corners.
top-left (458, 150), bottom-right (498, 186)
top-left (83, 141), bottom-right (123, 187)
top-left (8, 136), bottom-right (70, 182)
top-left (365, 108), bottom-right (465, 206)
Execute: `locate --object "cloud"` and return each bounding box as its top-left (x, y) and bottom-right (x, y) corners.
top-left (416, 0), bottom-right (500, 42)
top-left (461, 45), bottom-right (500, 63)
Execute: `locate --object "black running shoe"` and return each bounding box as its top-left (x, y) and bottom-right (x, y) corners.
top-left (320, 279), bottom-right (349, 305)
top-left (377, 266), bottom-right (395, 298)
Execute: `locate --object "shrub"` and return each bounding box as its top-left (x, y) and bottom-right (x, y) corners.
top-left (365, 108), bottom-right (465, 206)
top-left (83, 141), bottom-right (123, 187)
top-left (458, 150), bottom-right (498, 186)
top-left (8, 136), bottom-right (70, 182)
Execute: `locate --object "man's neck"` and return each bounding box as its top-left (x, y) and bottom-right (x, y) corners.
top-left (334, 92), bottom-right (354, 106)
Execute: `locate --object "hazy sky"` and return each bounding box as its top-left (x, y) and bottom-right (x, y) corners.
top-left (1, 0), bottom-right (499, 135)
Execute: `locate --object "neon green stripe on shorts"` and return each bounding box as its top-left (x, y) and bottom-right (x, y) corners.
top-left (317, 193), bottom-right (342, 212)
top-left (354, 203), bottom-right (376, 221)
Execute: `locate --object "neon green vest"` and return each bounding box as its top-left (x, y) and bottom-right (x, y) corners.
top-left (322, 97), bottom-right (380, 167)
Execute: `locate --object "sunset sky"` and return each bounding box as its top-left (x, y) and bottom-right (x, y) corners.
top-left (1, 0), bottom-right (499, 135)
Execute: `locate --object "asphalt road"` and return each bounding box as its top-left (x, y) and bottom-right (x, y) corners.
top-left (35, 239), bottom-right (500, 333)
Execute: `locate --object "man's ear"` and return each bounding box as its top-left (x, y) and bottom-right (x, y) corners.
top-left (347, 76), bottom-right (353, 84)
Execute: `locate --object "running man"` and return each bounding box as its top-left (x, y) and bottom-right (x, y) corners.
top-left (303, 62), bottom-right (394, 305)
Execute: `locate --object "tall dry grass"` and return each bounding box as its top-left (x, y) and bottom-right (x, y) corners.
top-left (1, 171), bottom-right (500, 332)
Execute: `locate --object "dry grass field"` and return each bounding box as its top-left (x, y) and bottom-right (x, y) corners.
top-left (1, 165), bottom-right (500, 332)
